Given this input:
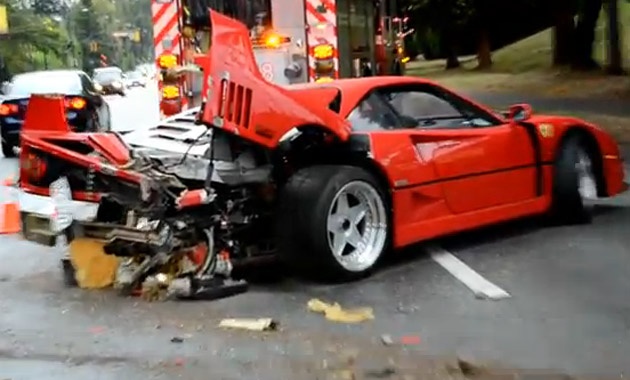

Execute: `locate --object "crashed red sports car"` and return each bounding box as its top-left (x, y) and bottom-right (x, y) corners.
top-left (17, 11), bottom-right (627, 295)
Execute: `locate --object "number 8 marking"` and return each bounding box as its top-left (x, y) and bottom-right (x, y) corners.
top-left (260, 63), bottom-right (273, 82)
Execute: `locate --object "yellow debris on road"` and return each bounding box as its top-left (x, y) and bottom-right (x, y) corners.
top-left (307, 298), bottom-right (374, 323)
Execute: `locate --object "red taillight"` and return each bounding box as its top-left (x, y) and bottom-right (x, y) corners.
top-left (20, 152), bottom-right (47, 182)
top-left (0, 103), bottom-right (18, 116)
top-left (65, 97), bottom-right (87, 110)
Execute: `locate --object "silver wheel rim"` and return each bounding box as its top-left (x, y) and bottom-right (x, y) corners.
top-left (326, 181), bottom-right (388, 272)
top-left (576, 149), bottom-right (597, 200)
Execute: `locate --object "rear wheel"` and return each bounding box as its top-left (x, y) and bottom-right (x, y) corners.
top-left (2, 142), bottom-right (15, 158)
top-left (277, 165), bottom-right (390, 281)
top-left (552, 134), bottom-right (599, 223)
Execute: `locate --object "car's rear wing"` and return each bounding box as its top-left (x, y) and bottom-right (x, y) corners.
top-left (199, 10), bottom-right (351, 149)
top-left (22, 94), bottom-right (72, 134)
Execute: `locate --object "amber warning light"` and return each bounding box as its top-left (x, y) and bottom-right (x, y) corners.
top-left (162, 85), bottom-right (180, 99)
top-left (313, 44), bottom-right (334, 60)
top-left (158, 54), bottom-right (177, 69)
top-left (254, 32), bottom-right (291, 48)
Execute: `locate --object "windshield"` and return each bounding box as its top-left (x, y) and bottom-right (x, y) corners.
top-left (8, 73), bottom-right (81, 96)
top-left (94, 70), bottom-right (122, 82)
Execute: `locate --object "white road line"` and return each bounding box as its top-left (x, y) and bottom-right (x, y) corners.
top-left (428, 245), bottom-right (511, 300)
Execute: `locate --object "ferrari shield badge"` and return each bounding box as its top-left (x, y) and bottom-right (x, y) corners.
top-left (538, 123), bottom-right (554, 138)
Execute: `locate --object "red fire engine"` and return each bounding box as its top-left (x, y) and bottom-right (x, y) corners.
top-left (151, 0), bottom-right (410, 117)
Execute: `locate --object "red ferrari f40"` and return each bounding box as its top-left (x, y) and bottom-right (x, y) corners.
top-left (16, 10), bottom-right (627, 290)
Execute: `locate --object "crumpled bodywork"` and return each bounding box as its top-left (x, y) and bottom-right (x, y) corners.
top-left (200, 10), bottom-right (352, 148)
top-left (19, 94), bottom-right (141, 192)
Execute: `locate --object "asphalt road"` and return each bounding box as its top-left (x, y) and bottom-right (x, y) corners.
top-left (1, 87), bottom-right (630, 379)
top-left (465, 92), bottom-right (630, 117)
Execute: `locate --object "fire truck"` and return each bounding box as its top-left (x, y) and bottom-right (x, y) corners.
top-left (151, 0), bottom-right (411, 117)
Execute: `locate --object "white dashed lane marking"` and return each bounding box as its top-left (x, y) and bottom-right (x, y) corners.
top-left (428, 245), bottom-right (511, 300)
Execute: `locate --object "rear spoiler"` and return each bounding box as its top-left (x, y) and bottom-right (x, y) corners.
top-left (200, 10), bottom-right (352, 149)
top-left (22, 94), bottom-right (72, 134)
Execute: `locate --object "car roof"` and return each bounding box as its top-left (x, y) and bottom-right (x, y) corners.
top-left (284, 76), bottom-right (434, 116)
top-left (12, 70), bottom-right (83, 79)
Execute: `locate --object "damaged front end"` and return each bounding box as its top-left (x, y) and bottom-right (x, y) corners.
top-left (19, 95), bottom-right (278, 299)
top-left (19, 10), bottom-right (353, 299)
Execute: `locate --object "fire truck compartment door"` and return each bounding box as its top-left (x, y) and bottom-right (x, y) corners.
top-left (254, 49), bottom-right (291, 85)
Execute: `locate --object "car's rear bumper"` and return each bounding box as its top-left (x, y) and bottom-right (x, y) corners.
top-left (19, 190), bottom-right (99, 246)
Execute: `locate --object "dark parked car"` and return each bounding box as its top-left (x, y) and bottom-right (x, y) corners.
top-left (92, 67), bottom-right (126, 96)
top-left (0, 70), bottom-right (111, 157)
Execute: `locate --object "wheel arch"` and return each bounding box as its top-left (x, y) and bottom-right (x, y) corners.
top-left (282, 124), bottom-right (393, 205)
top-left (555, 125), bottom-right (607, 197)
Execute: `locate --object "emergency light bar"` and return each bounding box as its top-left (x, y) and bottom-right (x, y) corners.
top-left (252, 33), bottom-right (291, 48)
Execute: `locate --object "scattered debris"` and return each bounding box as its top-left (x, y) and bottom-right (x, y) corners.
top-left (400, 335), bottom-right (421, 345)
top-left (380, 334), bottom-right (394, 346)
top-left (364, 367), bottom-right (396, 378)
top-left (218, 318), bottom-right (278, 331)
top-left (449, 357), bottom-right (488, 377)
top-left (307, 298), bottom-right (374, 323)
top-left (69, 238), bottom-right (119, 289)
top-left (175, 278), bottom-right (248, 301)
top-left (380, 334), bottom-right (421, 346)
top-left (170, 336), bottom-right (184, 343)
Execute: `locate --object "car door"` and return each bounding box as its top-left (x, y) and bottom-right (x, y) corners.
top-left (378, 83), bottom-right (538, 215)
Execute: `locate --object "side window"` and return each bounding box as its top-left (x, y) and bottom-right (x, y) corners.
top-left (347, 93), bottom-right (400, 132)
top-left (80, 73), bottom-right (95, 92)
top-left (388, 91), bottom-right (461, 119)
top-left (382, 85), bottom-right (498, 128)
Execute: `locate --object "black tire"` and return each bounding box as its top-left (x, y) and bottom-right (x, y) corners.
top-left (2, 142), bottom-right (15, 158)
top-left (277, 165), bottom-right (390, 282)
top-left (551, 134), bottom-right (598, 224)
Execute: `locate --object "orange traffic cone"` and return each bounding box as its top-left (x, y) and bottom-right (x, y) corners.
top-left (0, 176), bottom-right (21, 234)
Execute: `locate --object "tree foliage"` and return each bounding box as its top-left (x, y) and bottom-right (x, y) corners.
top-left (0, 0), bottom-right (70, 76)
top-left (0, 0), bottom-right (152, 77)
top-left (30, 0), bottom-right (67, 16)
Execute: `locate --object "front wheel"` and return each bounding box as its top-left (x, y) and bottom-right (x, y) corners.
top-left (277, 165), bottom-right (390, 281)
top-left (552, 134), bottom-right (599, 223)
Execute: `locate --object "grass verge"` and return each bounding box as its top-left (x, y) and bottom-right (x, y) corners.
top-left (406, 3), bottom-right (630, 97)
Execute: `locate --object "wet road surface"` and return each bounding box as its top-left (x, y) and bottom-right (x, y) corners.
top-left (1, 86), bottom-right (629, 379)
top-left (465, 92), bottom-right (630, 117)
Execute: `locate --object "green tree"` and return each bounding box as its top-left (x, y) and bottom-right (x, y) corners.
top-left (70, 0), bottom-right (113, 72)
top-left (403, 0), bottom-right (472, 69)
top-left (0, 0), bottom-right (69, 74)
top-left (30, 0), bottom-right (67, 16)
top-left (605, 0), bottom-right (622, 74)
top-left (552, 0), bottom-right (623, 73)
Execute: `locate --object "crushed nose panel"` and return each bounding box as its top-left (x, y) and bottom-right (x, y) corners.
top-left (201, 10), bottom-right (351, 149)
top-left (22, 94), bottom-right (71, 134)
